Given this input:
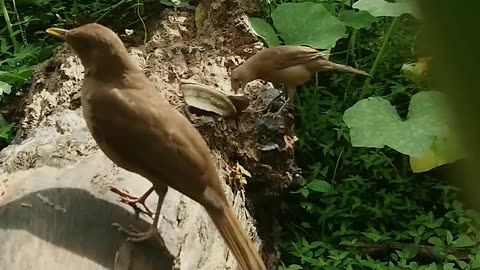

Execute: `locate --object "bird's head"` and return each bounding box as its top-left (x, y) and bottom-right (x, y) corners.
top-left (230, 65), bottom-right (254, 95)
top-left (46, 23), bottom-right (135, 77)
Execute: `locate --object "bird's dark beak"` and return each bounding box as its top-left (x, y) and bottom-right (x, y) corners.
top-left (231, 81), bottom-right (243, 95)
top-left (46, 27), bottom-right (69, 41)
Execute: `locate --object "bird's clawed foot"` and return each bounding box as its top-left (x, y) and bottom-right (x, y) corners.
top-left (112, 222), bottom-right (161, 243)
top-left (264, 109), bottom-right (284, 119)
top-left (263, 99), bottom-right (291, 119)
top-left (256, 103), bottom-right (277, 115)
top-left (255, 93), bottom-right (283, 114)
top-left (109, 186), bottom-right (155, 219)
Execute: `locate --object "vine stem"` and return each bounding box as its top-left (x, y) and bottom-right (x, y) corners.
top-left (360, 17), bottom-right (400, 98)
top-left (339, 0), bottom-right (347, 14)
top-left (402, 155), bottom-right (409, 177)
top-left (346, 29), bottom-right (358, 64)
top-left (94, 0), bottom-right (130, 22)
top-left (0, 0), bottom-right (19, 53)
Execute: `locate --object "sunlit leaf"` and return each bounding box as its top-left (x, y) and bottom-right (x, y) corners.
top-left (410, 136), bottom-right (465, 173)
top-left (339, 10), bottom-right (379, 30)
top-left (272, 2), bottom-right (346, 49)
top-left (353, 0), bottom-right (419, 18)
top-left (248, 17), bottom-right (281, 47)
top-left (0, 81), bottom-right (12, 95)
top-left (343, 91), bottom-right (451, 157)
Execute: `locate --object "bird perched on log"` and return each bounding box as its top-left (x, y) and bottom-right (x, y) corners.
top-left (46, 23), bottom-right (266, 270)
top-left (230, 45), bottom-right (371, 116)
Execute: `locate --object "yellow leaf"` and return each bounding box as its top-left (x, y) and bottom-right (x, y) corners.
top-left (410, 136), bottom-right (463, 173)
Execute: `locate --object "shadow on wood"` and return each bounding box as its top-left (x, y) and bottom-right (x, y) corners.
top-left (0, 187), bottom-right (174, 270)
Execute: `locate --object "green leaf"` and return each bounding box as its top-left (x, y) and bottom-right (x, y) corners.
top-left (285, 264), bottom-right (303, 270)
top-left (0, 38), bottom-right (10, 54)
top-left (343, 91), bottom-right (452, 157)
top-left (299, 188), bottom-right (309, 198)
top-left (306, 180), bottom-right (332, 193)
top-left (0, 114), bottom-right (13, 141)
top-left (339, 10), bottom-right (379, 30)
top-left (472, 251), bottom-right (480, 269)
top-left (0, 81), bottom-right (12, 96)
top-left (0, 123), bottom-right (13, 140)
top-left (0, 67), bottom-right (32, 86)
top-left (443, 263), bottom-right (455, 270)
top-left (457, 260), bottom-right (469, 269)
top-left (428, 237), bottom-right (443, 247)
top-left (446, 230), bottom-right (454, 244)
top-left (344, 97), bottom-right (401, 149)
top-left (407, 91), bottom-right (450, 137)
top-left (452, 235), bottom-right (476, 248)
top-left (343, 97), bottom-right (431, 156)
top-left (352, 0), bottom-right (418, 18)
top-left (272, 2), bottom-right (346, 49)
top-left (248, 17), bottom-right (281, 47)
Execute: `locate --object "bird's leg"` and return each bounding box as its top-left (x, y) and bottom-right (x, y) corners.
top-left (113, 185), bottom-right (168, 243)
top-left (109, 186), bottom-right (155, 218)
top-left (267, 86), bottom-right (296, 118)
top-left (256, 92), bottom-right (284, 113)
top-left (257, 84), bottom-right (286, 113)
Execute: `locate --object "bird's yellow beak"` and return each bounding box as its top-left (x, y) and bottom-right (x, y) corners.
top-left (46, 27), bottom-right (69, 41)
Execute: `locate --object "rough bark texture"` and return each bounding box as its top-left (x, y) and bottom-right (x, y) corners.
top-left (0, 0), bottom-right (301, 269)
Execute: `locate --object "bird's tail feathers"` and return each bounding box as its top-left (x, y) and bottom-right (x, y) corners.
top-left (206, 204), bottom-right (267, 270)
top-left (331, 62), bottom-right (372, 77)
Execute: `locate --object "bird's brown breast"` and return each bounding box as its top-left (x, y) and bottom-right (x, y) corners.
top-left (80, 77), bottom-right (222, 204)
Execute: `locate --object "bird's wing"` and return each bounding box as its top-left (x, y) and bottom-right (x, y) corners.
top-left (266, 46), bottom-right (326, 70)
top-left (88, 85), bottom-right (212, 197)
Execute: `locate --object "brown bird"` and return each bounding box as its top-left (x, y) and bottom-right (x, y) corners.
top-left (46, 23), bottom-right (266, 270)
top-left (230, 45), bottom-right (371, 116)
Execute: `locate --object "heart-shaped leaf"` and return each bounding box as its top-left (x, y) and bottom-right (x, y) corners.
top-left (272, 2), bottom-right (346, 49)
top-left (410, 136), bottom-right (465, 173)
top-left (248, 17), bottom-right (281, 47)
top-left (343, 91), bottom-right (451, 157)
top-left (353, 0), bottom-right (418, 18)
top-left (407, 91), bottom-right (450, 138)
top-left (339, 10), bottom-right (379, 30)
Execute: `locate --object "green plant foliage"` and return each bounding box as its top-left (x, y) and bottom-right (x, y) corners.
top-left (353, 0), bottom-right (418, 18)
top-left (262, 0), bottom-right (480, 269)
top-left (248, 17), bottom-right (281, 47)
top-left (410, 136), bottom-right (465, 173)
top-left (343, 91), bottom-right (450, 157)
top-left (0, 81), bottom-right (11, 95)
top-left (339, 10), bottom-right (379, 30)
top-left (0, 114), bottom-right (13, 141)
top-left (271, 2), bottom-right (346, 49)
